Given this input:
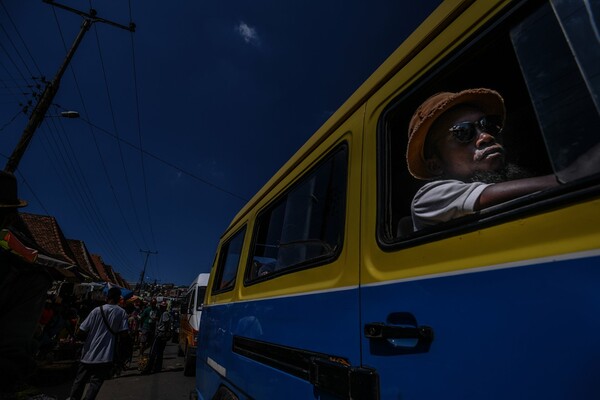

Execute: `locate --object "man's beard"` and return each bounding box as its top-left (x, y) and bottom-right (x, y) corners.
top-left (470, 163), bottom-right (532, 184)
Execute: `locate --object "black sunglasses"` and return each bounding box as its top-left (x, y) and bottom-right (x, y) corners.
top-left (448, 115), bottom-right (503, 143)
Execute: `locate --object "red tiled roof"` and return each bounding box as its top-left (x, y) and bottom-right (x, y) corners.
top-left (104, 264), bottom-right (118, 285)
top-left (17, 213), bottom-right (77, 265)
top-left (67, 239), bottom-right (101, 280)
top-left (90, 253), bottom-right (111, 282)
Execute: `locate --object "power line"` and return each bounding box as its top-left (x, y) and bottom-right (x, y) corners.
top-left (128, 1), bottom-right (158, 254)
top-left (40, 120), bottom-right (136, 274)
top-left (0, 108), bottom-right (23, 132)
top-left (0, 40), bottom-right (33, 84)
top-left (4, 1), bottom-right (135, 173)
top-left (49, 1), bottom-right (149, 258)
top-left (91, 22), bottom-right (151, 251)
top-left (0, 23), bottom-right (36, 79)
top-left (15, 171), bottom-right (51, 216)
top-left (0, 1), bottom-right (139, 278)
top-left (0, 2), bottom-right (43, 75)
top-left (77, 117), bottom-right (250, 202)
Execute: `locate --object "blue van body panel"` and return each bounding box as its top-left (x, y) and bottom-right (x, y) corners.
top-left (197, 287), bottom-right (361, 399)
top-left (361, 255), bottom-right (600, 399)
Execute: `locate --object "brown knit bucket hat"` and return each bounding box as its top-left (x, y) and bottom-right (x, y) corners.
top-left (406, 88), bottom-right (505, 180)
top-left (0, 171), bottom-right (27, 208)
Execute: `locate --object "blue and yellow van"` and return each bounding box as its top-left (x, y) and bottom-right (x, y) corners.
top-left (197, 0), bottom-right (600, 398)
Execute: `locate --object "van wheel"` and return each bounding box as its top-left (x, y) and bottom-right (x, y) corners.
top-left (213, 386), bottom-right (237, 400)
top-left (183, 345), bottom-right (196, 376)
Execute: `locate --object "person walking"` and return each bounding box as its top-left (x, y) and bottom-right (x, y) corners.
top-left (67, 287), bottom-right (128, 400)
top-left (138, 299), bottom-right (158, 356)
top-left (141, 301), bottom-right (172, 374)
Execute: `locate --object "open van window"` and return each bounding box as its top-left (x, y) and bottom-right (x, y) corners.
top-left (378, 0), bottom-right (600, 245)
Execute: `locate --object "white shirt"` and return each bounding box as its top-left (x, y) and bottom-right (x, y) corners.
top-left (79, 303), bottom-right (129, 364)
top-left (412, 180), bottom-right (492, 230)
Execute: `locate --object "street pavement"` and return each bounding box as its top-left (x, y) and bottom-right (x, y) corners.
top-left (33, 341), bottom-right (196, 400)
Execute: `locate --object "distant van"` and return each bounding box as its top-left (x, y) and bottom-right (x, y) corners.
top-left (197, 0), bottom-right (600, 399)
top-left (179, 273), bottom-right (209, 376)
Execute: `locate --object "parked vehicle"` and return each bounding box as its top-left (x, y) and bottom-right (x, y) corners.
top-left (178, 273), bottom-right (209, 376)
top-left (196, 0), bottom-right (600, 398)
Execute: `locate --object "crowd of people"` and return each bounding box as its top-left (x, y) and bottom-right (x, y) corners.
top-left (32, 293), bottom-right (178, 361)
top-left (39, 290), bottom-right (179, 400)
top-left (0, 166), bottom-right (182, 400)
top-left (1, 274), bottom-right (180, 400)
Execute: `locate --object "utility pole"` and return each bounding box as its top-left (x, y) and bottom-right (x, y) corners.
top-left (137, 249), bottom-right (158, 294)
top-left (4, 0), bottom-right (135, 173)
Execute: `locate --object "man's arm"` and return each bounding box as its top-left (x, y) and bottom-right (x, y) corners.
top-left (75, 310), bottom-right (94, 341)
top-left (476, 174), bottom-right (558, 210)
top-left (477, 142), bottom-right (600, 210)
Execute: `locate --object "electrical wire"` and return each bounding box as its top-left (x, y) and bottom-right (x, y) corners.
top-left (91, 22), bottom-right (151, 252)
top-left (0, 2), bottom-right (43, 75)
top-left (77, 117), bottom-right (250, 202)
top-left (0, 107), bottom-right (23, 132)
top-left (0, 23), bottom-right (37, 80)
top-left (47, 8), bottom-right (139, 277)
top-left (40, 118), bottom-right (136, 276)
top-left (15, 170), bottom-right (51, 217)
top-left (128, 0), bottom-right (158, 254)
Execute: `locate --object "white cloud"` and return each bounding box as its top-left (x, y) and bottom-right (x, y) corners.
top-left (236, 21), bottom-right (260, 46)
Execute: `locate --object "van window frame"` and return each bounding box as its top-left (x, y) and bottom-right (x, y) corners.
top-left (376, 0), bottom-right (600, 251)
top-left (211, 225), bottom-right (247, 295)
top-left (196, 286), bottom-right (206, 311)
top-left (243, 142), bottom-right (349, 286)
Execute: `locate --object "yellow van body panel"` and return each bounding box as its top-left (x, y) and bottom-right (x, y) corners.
top-left (361, 200), bottom-right (600, 285)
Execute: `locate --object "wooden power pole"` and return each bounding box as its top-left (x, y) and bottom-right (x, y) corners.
top-left (4, 0), bottom-right (135, 173)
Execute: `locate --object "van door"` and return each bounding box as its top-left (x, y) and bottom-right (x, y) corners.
top-left (360, 1), bottom-right (600, 398)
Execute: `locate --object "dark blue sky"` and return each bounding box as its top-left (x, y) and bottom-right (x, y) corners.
top-left (0, 0), bottom-right (440, 285)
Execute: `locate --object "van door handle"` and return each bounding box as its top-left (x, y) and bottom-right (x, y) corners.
top-left (364, 322), bottom-right (434, 342)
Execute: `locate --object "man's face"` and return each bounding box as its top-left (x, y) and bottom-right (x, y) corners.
top-left (426, 105), bottom-right (506, 181)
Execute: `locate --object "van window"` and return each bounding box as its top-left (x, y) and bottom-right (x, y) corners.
top-left (378, 0), bottom-right (600, 244)
top-left (246, 144), bottom-right (348, 282)
top-left (510, 0), bottom-right (600, 180)
top-left (186, 292), bottom-right (193, 313)
top-left (211, 227), bottom-right (246, 293)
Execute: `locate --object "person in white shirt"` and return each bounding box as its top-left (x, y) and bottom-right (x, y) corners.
top-left (406, 88), bottom-right (600, 230)
top-left (67, 287), bottom-right (128, 400)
